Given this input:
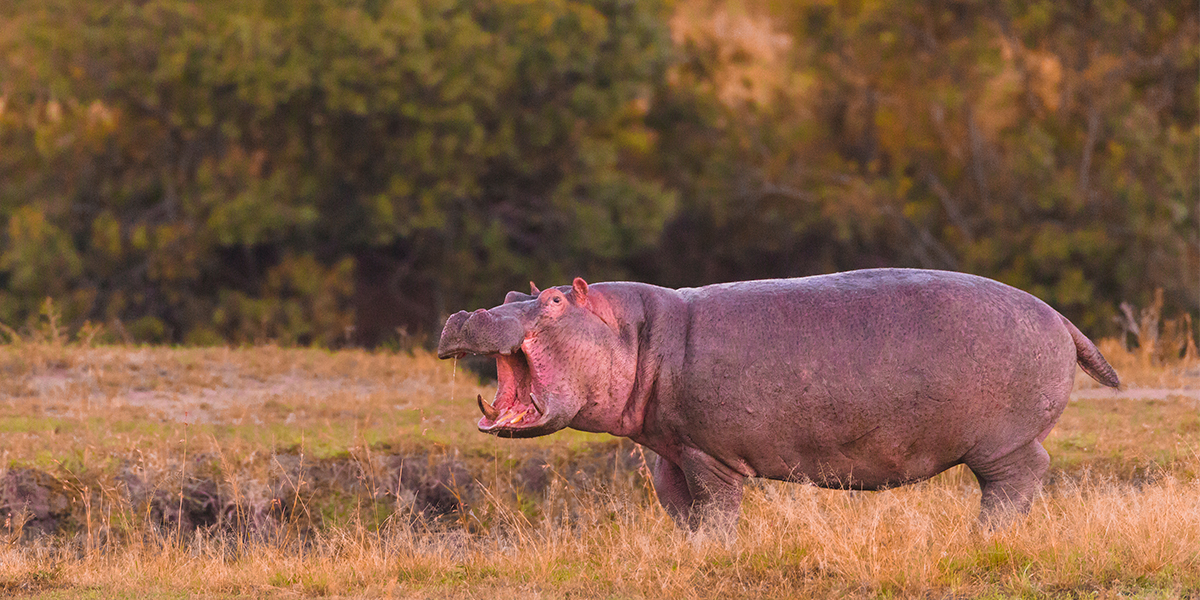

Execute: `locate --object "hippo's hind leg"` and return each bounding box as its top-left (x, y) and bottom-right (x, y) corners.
top-left (966, 440), bottom-right (1050, 528)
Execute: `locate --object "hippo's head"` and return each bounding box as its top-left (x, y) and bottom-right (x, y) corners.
top-left (437, 278), bottom-right (635, 438)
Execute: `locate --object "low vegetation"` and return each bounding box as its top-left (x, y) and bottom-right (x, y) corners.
top-left (0, 333), bottom-right (1195, 598)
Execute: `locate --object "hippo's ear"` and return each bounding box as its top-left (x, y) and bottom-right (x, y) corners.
top-left (504, 290), bottom-right (534, 304)
top-left (530, 281), bottom-right (541, 295)
top-left (572, 278), bottom-right (589, 304)
top-left (572, 278), bottom-right (617, 327)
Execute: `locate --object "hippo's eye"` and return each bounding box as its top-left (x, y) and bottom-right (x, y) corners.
top-left (552, 297), bottom-right (561, 304)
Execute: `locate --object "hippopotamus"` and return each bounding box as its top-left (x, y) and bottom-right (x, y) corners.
top-left (437, 269), bottom-right (1119, 531)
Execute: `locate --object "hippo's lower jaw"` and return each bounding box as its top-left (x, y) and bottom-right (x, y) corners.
top-left (475, 387), bottom-right (549, 437)
top-left (470, 351), bottom-right (567, 438)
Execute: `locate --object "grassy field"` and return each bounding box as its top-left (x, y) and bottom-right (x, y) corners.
top-left (0, 334), bottom-right (1195, 599)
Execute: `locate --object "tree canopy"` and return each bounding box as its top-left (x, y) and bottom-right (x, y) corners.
top-left (0, 0), bottom-right (1196, 345)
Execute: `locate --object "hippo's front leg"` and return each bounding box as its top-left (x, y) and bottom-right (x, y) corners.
top-left (651, 455), bottom-right (694, 526)
top-left (653, 447), bottom-right (745, 536)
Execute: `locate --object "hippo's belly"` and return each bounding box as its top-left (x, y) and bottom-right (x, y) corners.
top-left (673, 270), bottom-right (1076, 488)
top-left (682, 356), bottom-right (981, 489)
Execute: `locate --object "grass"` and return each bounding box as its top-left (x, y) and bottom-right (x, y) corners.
top-left (0, 337), bottom-right (1194, 599)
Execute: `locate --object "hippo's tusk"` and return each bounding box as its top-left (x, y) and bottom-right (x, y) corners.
top-left (477, 394), bottom-right (500, 421)
top-left (529, 392), bottom-right (545, 415)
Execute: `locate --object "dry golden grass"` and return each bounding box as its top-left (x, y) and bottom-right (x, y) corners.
top-left (0, 337), bottom-right (1193, 599)
top-left (0, 466), bottom-right (1196, 599)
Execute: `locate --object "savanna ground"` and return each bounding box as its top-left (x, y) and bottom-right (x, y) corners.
top-left (0, 320), bottom-right (1196, 598)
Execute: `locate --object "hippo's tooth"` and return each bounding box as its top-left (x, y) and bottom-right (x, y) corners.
top-left (496, 410), bottom-right (522, 426)
top-left (477, 394), bottom-right (500, 421)
top-left (494, 408), bottom-right (515, 425)
top-left (516, 407), bottom-right (534, 423)
top-left (529, 392), bottom-right (545, 415)
top-left (499, 349), bottom-right (511, 355)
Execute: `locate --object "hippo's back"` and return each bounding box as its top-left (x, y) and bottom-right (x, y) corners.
top-left (672, 268), bottom-right (1077, 488)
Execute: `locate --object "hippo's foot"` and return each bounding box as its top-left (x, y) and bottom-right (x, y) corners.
top-left (967, 440), bottom-right (1050, 529)
top-left (652, 449), bottom-right (745, 544)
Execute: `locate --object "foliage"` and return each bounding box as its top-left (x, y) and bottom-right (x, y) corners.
top-left (0, 0), bottom-right (675, 343)
top-left (0, 0), bottom-right (1195, 343)
top-left (650, 0), bottom-right (1198, 333)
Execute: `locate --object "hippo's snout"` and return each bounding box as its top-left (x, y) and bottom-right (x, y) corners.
top-left (437, 309), bottom-right (525, 359)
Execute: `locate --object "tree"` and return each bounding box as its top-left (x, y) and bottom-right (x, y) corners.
top-left (0, 0), bottom-right (676, 344)
top-left (646, 0), bottom-right (1198, 333)
top-left (0, 0), bottom-right (1194, 344)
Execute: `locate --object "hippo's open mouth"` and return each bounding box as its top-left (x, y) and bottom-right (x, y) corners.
top-left (437, 304), bottom-right (569, 438)
top-left (445, 345), bottom-right (556, 437)
top-left (474, 349), bottom-right (546, 433)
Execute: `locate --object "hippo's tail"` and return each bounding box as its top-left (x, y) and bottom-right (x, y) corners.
top-left (1061, 315), bottom-right (1120, 389)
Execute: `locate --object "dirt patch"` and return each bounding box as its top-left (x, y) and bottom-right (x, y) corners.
top-left (0, 444), bottom-right (647, 542)
top-left (20, 361), bottom-right (387, 424)
top-left (0, 468), bottom-right (72, 537)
